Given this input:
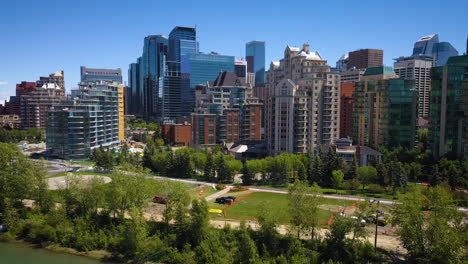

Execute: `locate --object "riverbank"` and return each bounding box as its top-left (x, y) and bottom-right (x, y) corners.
top-left (0, 238), bottom-right (112, 263)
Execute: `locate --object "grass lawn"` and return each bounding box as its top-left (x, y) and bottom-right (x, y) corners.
top-left (213, 191), bottom-right (357, 224)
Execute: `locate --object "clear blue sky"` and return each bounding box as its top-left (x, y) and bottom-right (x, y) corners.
top-left (1, 0), bottom-right (467, 102)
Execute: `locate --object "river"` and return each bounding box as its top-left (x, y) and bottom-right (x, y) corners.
top-left (0, 242), bottom-right (103, 264)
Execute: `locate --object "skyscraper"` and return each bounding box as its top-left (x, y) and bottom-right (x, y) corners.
top-left (429, 55), bottom-right (468, 158)
top-left (352, 66), bottom-right (417, 149)
top-left (127, 62), bottom-right (140, 116)
top-left (265, 44), bottom-right (341, 155)
top-left (246, 41), bottom-right (266, 85)
top-left (412, 34), bottom-right (459, 66)
top-left (394, 55), bottom-right (433, 118)
top-left (80, 66), bottom-right (122, 83)
top-left (347, 49), bottom-right (384, 70)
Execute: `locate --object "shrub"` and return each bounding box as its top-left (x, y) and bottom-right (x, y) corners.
top-left (215, 184), bottom-right (226, 190)
top-left (367, 184), bottom-right (385, 193)
top-left (230, 187), bottom-right (249, 192)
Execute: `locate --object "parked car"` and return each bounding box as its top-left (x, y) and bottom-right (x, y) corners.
top-left (153, 195), bottom-right (170, 204)
top-left (215, 196), bottom-right (237, 204)
top-left (0, 223), bottom-right (7, 233)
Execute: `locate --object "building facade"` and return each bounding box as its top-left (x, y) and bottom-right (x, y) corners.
top-left (246, 41), bottom-right (266, 85)
top-left (429, 55), bottom-right (468, 158)
top-left (192, 72), bottom-right (262, 146)
top-left (265, 44), bottom-right (341, 155)
top-left (340, 82), bottom-right (354, 138)
top-left (352, 66), bottom-right (417, 149)
top-left (162, 122), bottom-right (192, 146)
top-left (46, 81), bottom-right (124, 160)
top-left (80, 66), bottom-right (122, 83)
top-left (394, 55), bottom-right (433, 118)
top-left (347, 49), bottom-right (384, 70)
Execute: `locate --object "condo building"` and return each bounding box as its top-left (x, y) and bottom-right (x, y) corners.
top-left (192, 71), bottom-right (262, 146)
top-left (265, 44), bottom-right (341, 155)
top-left (352, 66), bottom-right (418, 149)
top-left (46, 81), bottom-right (124, 160)
top-left (347, 49), bottom-right (384, 70)
top-left (80, 66), bottom-right (122, 83)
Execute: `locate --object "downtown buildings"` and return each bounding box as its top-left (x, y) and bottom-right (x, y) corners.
top-left (429, 55), bottom-right (468, 158)
top-left (192, 71), bottom-right (262, 146)
top-left (352, 66), bottom-right (418, 149)
top-left (246, 41), bottom-right (266, 86)
top-left (265, 44), bottom-right (340, 155)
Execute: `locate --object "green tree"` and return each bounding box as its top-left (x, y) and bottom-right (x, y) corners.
top-left (203, 153), bottom-right (216, 181)
top-left (192, 152), bottom-right (207, 174)
top-left (288, 180), bottom-right (321, 239)
top-left (392, 186), bottom-right (465, 263)
top-left (216, 155), bottom-right (232, 183)
top-left (356, 166), bottom-right (377, 190)
top-left (331, 170), bottom-right (344, 193)
top-left (241, 160), bottom-right (254, 186)
top-left (236, 223), bottom-right (260, 264)
top-left (190, 199), bottom-right (209, 247)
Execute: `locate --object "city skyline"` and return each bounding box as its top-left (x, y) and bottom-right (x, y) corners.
top-left (1, 0), bottom-right (467, 102)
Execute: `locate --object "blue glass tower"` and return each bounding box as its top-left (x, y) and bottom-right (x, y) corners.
top-left (245, 41), bottom-right (266, 85)
top-left (412, 34), bottom-right (458, 66)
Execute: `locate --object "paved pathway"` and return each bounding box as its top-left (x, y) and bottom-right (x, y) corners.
top-left (205, 187), bottom-right (230, 201)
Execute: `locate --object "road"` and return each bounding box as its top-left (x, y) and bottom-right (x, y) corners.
top-left (149, 175), bottom-right (468, 212)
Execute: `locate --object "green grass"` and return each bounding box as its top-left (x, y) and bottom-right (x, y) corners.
top-left (211, 191), bottom-right (357, 224)
top-left (48, 170), bottom-right (109, 178)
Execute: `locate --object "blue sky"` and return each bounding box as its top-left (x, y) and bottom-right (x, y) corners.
top-left (1, 0), bottom-right (467, 102)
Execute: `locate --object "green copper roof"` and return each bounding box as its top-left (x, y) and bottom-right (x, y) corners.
top-left (363, 66), bottom-right (395, 76)
top-left (446, 55), bottom-right (468, 65)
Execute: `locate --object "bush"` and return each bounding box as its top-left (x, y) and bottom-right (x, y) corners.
top-left (367, 184), bottom-right (385, 193)
top-left (215, 184), bottom-right (226, 190)
top-left (230, 187), bottom-right (249, 192)
top-left (343, 179), bottom-right (360, 191)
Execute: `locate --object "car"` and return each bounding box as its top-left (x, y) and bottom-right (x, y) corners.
top-left (153, 195), bottom-right (170, 204)
top-left (215, 196), bottom-right (237, 204)
top-left (0, 224), bottom-right (7, 233)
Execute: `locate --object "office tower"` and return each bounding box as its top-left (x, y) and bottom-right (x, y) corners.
top-left (394, 55), bottom-right (433, 118)
top-left (429, 55), bottom-right (468, 158)
top-left (412, 34), bottom-right (459, 66)
top-left (340, 82), bottom-right (354, 138)
top-left (46, 81), bottom-right (123, 160)
top-left (235, 59), bottom-right (247, 78)
top-left (169, 26), bottom-right (198, 63)
top-left (265, 44), bottom-right (340, 155)
top-left (15, 72), bottom-right (66, 129)
top-left (352, 66), bottom-right (417, 149)
top-left (127, 62), bottom-right (141, 116)
top-left (246, 41), bottom-right (266, 85)
top-left (347, 49), bottom-right (384, 70)
top-left (192, 72), bottom-right (262, 145)
top-left (336, 53), bottom-right (349, 72)
top-left (141, 35), bottom-right (168, 120)
top-left (80, 66), bottom-right (122, 83)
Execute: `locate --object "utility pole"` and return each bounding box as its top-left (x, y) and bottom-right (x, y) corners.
top-left (374, 200), bottom-right (380, 251)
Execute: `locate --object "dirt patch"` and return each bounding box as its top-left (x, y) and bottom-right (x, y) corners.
top-left (47, 175), bottom-right (111, 190)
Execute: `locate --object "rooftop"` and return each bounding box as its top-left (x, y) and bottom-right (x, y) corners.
top-left (363, 66), bottom-right (396, 76)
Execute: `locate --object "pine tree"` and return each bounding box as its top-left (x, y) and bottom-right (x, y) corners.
top-left (203, 153), bottom-right (215, 181)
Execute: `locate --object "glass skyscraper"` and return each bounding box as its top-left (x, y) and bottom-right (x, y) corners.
top-left (246, 41), bottom-right (266, 86)
top-left (412, 34), bottom-right (458, 66)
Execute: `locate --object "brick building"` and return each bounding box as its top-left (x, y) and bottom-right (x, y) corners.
top-left (340, 82), bottom-right (355, 138)
top-left (162, 122), bottom-right (192, 146)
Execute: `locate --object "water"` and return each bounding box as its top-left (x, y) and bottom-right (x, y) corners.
top-left (0, 242), bottom-right (102, 264)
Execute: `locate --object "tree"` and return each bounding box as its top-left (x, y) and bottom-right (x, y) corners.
top-left (345, 156), bottom-right (358, 180)
top-left (236, 223), bottom-right (260, 264)
top-left (321, 147), bottom-right (344, 187)
top-left (190, 199), bottom-right (209, 247)
top-left (93, 145), bottom-right (115, 171)
top-left (241, 160), bottom-right (254, 186)
top-left (388, 161), bottom-right (407, 191)
top-left (192, 152), bottom-right (207, 174)
top-left (392, 186), bottom-right (465, 263)
top-left (216, 155), bottom-right (232, 183)
top-left (331, 170), bottom-right (344, 193)
top-left (203, 153), bottom-right (216, 181)
top-left (356, 166), bottom-right (377, 190)
top-left (288, 180), bottom-right (321, 239)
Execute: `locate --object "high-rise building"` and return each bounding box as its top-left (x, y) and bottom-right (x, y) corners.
top-left (340, 82), bottom-right (354, 138)
top-left (127, 62), bottom-right (141, 116)
top-left (339, 68), bottom-right (365, 82)
top-left (336, 53), bottom-right (349, 72)
top-left (394, 55), bottom-right (433, 118)
top-left (46, 81), bottom-right (123, 160)
top-left (246, 41), bottom-right (266, 85)
top-left (412, 34), bottom-right (459, 66)
top-left (192, 71), bottom-right (262, 146)
top-left (352, 66), bottom-right (417, 149)
top-left (347, 49), bottom-right (384, 70)
top-left (14, 72), bottom-right (66, 129)
top-left (80, 66), bottom-right (122, 83)
top-left (234, 59), bottom-right (247, 78)
top-left (265, 44), bottom-right (341, 155)
top-left (429, 55), bottom-right (468, 158)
